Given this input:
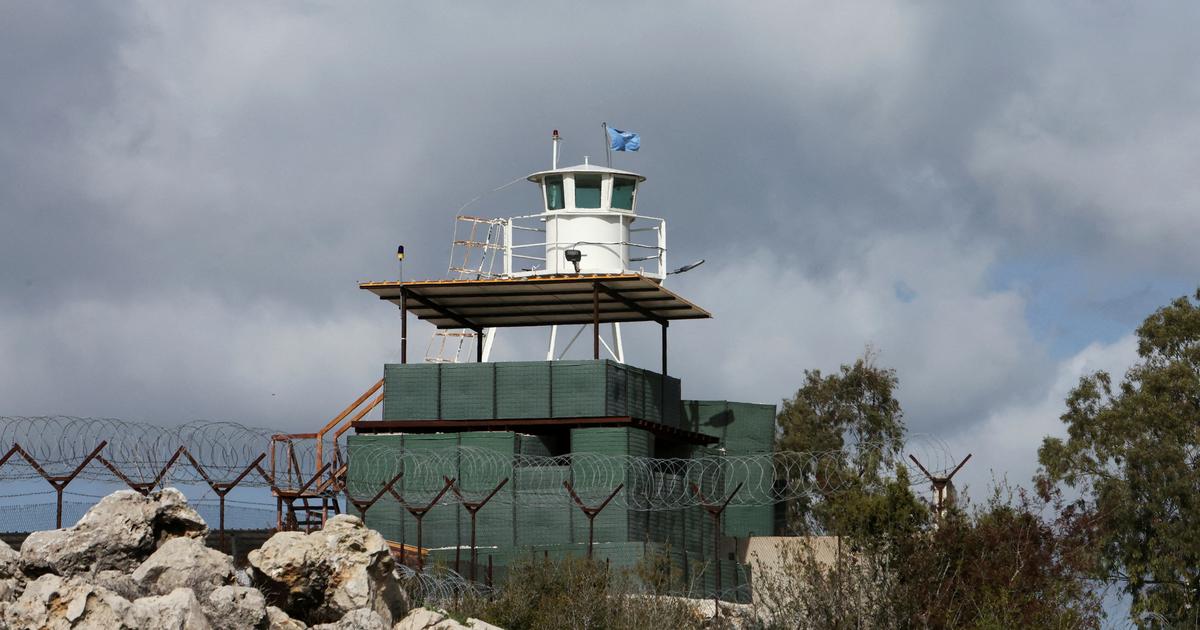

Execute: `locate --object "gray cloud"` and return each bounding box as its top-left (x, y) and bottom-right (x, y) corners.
top-left (0, 0), bottom-right (1191, 479)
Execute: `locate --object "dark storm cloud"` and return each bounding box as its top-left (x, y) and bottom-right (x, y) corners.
top-left (0, 3), bottom-right (133, 311)
top-left (0, 1), bottom-right (1195, 456)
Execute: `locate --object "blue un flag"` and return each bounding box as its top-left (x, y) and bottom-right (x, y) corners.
top-left (607, 127), bottom-right (640, 152)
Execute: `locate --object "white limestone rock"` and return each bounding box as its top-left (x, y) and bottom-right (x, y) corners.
top-left (20, 488), bottom-right (207, 578)
top-left (311, 607), bottom-right (388, 629)
top-left (2, 573), bottom-right (131, 629)
top-left (204, 585), bottom-right (268, 630)
top-left (132, 536), bottom-right (236, 599)
top-left (94, 569), bottom-right (141, 600)
top-left (127, 587), bottom-right (213, 630)
top-left (0, 538), bottom-right (23, 603)
top-left (248, 515), bottom-right (407, 625)
top-left (392, 607), bottom-right (447, 630)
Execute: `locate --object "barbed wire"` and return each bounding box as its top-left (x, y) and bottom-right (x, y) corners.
top-left (343, 434), bottom-right (952, 511)
top-left (0, 416), bottom-right (956, 511)
top-left (0, 416), bottom-right (281, 482)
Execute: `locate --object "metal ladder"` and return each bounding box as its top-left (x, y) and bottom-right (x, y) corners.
top-left (425, 215), bottom-right (505, 363)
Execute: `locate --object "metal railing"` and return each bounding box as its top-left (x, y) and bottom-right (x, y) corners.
top-left (502, 213), bottom-right (667, 279)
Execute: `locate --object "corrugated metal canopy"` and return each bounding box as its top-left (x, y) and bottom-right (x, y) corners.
top-left (360, 274), bottom-right (710, 329)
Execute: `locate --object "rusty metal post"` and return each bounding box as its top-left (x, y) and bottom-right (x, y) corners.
top-left (98, 445), bottom-right (187, 497)
top-left (447, 476), bottom-right (509, 583)
top-left (563, 481), bottom-right (624, 560)
top-left (345, 471), bottom-right (404, 526)
top-left (909, 453), bottom-right (972, 519)
top-left (400, 288), bottom-right (408, 364)
top-left (661, 321), bottom-right (668, 376)
top-left (0, 442), bottom-right (108, 529)
top-left (593, 282), bottom-right (600, 360)
top-left (345, 468), bottom-right (405, 556)
top-left (661, 321), bottom-right (668, 420)
top-left (690, 481), bottom-right (743, 615)
top-left (390, 477), bottom-right (456, 572)
top-left (181, 449), bottom-right (266, 551)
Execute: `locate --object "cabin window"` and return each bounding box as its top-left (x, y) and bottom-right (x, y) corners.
top-left (545, 175), bottom-right (565, 210)
top-left (575, 175), bottom-right (602, 208)
top-left (612, 177), bottom-right (636, 210)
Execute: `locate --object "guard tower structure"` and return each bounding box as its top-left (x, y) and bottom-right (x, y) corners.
top-left (323, 131), bottom-right (777, 602)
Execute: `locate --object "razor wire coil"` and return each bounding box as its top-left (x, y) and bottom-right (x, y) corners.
top-left (0, 416), bottom-right (956, 511)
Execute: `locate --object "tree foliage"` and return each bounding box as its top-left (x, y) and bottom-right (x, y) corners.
top-left (757, 486), bottom-right (1104, 630)
top-left (770, 351), bottom-right (1102, 627)
top-left (777, 351), bottom-right (909, 535)
top-left (1039, 289), bottom-right (1200, 625)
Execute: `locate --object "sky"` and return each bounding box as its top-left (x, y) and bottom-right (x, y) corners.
top-left (3, 1), bottom-right (1199, 502)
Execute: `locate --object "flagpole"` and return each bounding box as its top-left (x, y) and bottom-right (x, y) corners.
top-left (602, 122), bottom-right (612, 167)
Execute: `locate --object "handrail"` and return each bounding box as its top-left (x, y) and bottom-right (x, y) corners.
top-left (268, 379), bottom-right (385, 498)
top-left (314, 379), bottom-right (384, 485)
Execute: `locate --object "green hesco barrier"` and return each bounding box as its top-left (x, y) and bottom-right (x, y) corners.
top-left (515, 433), bottom-right (548, 457)
top-left (440, 364), bottom-right (495, 420)
top-left (625, 366), bottom-right (647, 422)
top-left (681, 400), bottom-right (775, 452)
top-left (551, 361), bottom-right (607, 418)
top-left (604, 361), bottom-right (629, 417)
top-left (383, 360), bottom-right (680, 425)
top-left (398, 433), bottom-right (462, 550)
top-left (663, 377), bottom-right (682, 427)
top-left (569, 427), bottom-right (655, 544)
top-left (346, 434), bottom-right (406, 542)
top-left (383, 364), bottom-right (441, 419)
top-left (496, 362), bottom-right (551, 418)
top-left (513, 465), bottom-right (574, 546)
top-left (457, 432), bottom-right (517, 547)
top-left (681, 401), bottom-right (777, 537)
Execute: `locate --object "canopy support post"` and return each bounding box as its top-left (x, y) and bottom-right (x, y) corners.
top-left (593, 282), bottom-right (600, 360)
top-left (400, 288), bottom-right (408, 364)
top-left (661, 321), bottom-right (668, 419)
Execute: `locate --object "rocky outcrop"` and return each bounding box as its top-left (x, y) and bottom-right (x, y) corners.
top-left (20, 489), bottom-right (206, 578)
top-left (265, 604), bottom-right (306, 630)
top-left (392, 607), bottom-right (507, 630)
top-left (0, 539), bottom-right (23, 603)
top-left (0, 488), bottom-right (504, 630)
top-left (132, 536), bottom-right (236, 599)
top-left (3, 573), bottom-right (131, 629)
top-left (310, 607), bottom-right (388, 629)
top-left (248, 514), bottom-right (408, 626)
top-left (393, 607), bottom-right (450, 630)
top-left (127, 587), bottom-right (212, 630)
top-left (203, 585), bottom-right (267, 629)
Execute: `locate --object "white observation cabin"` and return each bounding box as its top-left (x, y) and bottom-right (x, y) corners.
top-left (504, 131), bottom-right (665, 280)
top-left (525, 163), bottom-right (646, 276)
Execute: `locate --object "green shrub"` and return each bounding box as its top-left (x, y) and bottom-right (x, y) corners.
top-left (447, 553), bottom-right (704, 630)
